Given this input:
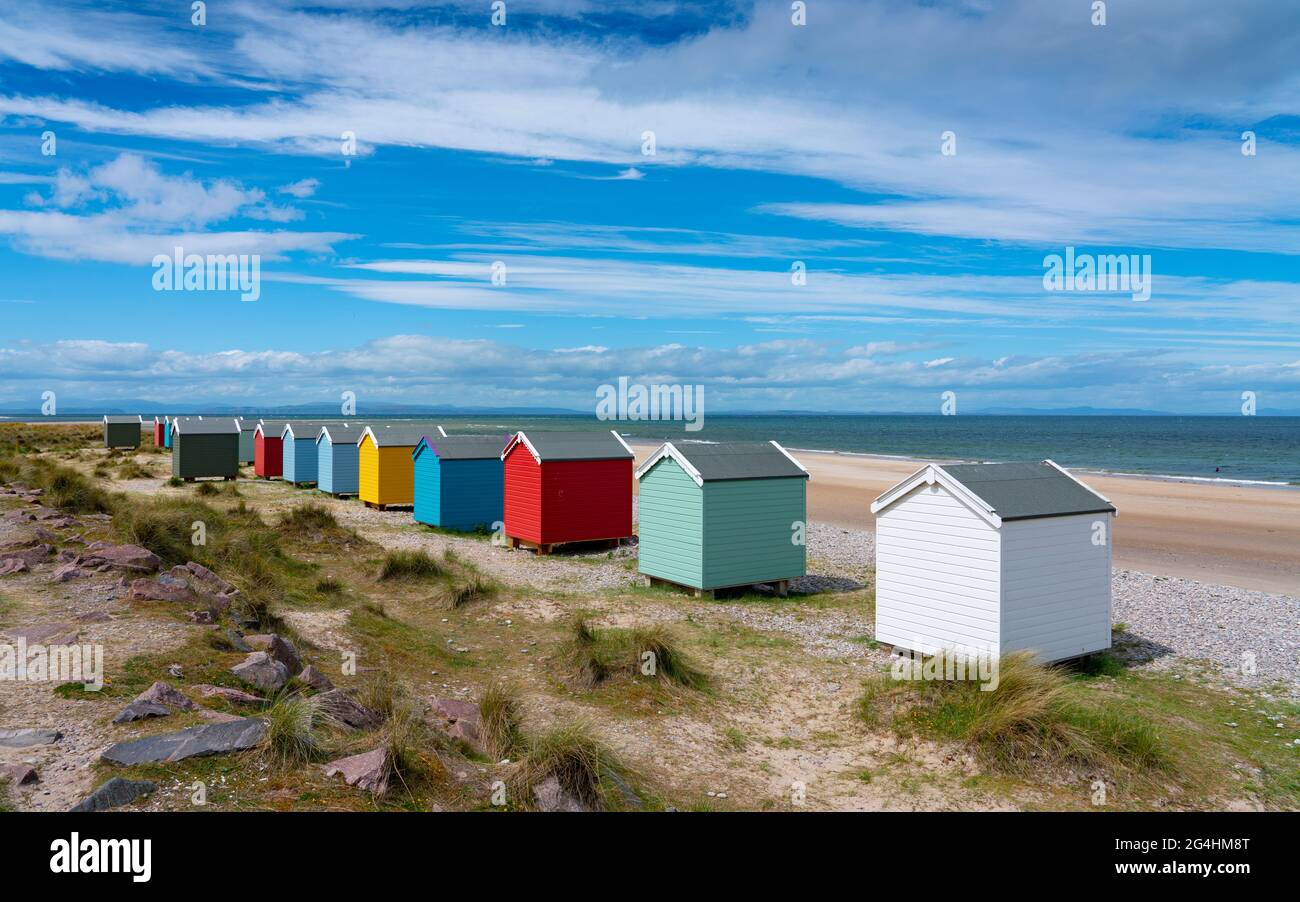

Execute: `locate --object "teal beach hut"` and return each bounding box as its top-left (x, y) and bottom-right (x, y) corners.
top-left (634, 441), bottom-right (809, 597)
top-left (412, 433), bottom-right (506, 531)
top-left (316, 423), bottom-right (366, 496)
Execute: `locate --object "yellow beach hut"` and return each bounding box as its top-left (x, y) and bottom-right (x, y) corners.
top-left (358, 423), bottom-right (443, 510)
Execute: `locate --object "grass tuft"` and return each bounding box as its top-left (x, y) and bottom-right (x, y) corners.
top-left (478, 681), bottom-right (525, 760)
top-left (436, 572), bottom-right (496, 609)
top-left (262, 693), bottom-right (331, 769)
top-left (556, 616), bottom-right (707, 691)
top-left (510, 720), bottom-right (637, 811)
top-left (378, 549), bottom-right (443, 581)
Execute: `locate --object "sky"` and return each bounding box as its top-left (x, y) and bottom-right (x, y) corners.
top-left (0, 0), bottom-right (1298, 414)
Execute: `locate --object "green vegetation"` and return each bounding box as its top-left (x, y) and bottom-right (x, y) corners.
top-left (479, 682), bottom-right (525, 760)
top-left (436, 571), bottom-right (496, 609)
top-left (556, 616), bottom-right (708, 692)
top-left (377, 549), bottom-right (444, 581)
top-left (509, 720), bottom-right (639, 811)
top-left (263, 694), bottom-right (331, 769)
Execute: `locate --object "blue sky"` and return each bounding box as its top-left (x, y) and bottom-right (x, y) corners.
top-left (1, 0), bottom-right (1298, 413)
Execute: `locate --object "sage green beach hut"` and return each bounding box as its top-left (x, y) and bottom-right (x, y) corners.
top-left (171, 417), bottom-right (240, 481)
top-left (103, 415), bottom-right (143, 449)
top-left (236, 418), bottom-right (258, 464)
top-left (634, 441), bottom-right (809, 597)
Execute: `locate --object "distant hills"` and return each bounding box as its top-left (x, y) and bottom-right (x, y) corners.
top-left (2, 400), bottom-right (1298, 417)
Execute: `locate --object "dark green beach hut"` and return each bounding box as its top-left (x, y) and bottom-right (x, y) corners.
top-left (103, 415), bottom-right (142, 449)
top-left (635, 441), bottom-right (809, 597)
top-left (171, 417), bottom-right (240, 481)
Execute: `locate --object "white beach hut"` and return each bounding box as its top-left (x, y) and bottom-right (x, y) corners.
top-left (869, 460), bottom-right (1117, 664)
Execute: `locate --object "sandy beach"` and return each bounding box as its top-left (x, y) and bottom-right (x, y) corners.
top-left (631, 443), bottom-right (1300, 596)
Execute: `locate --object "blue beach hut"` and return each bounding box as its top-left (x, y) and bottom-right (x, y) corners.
top-left (281, 421), bottom-right (328, 485)
top-left (412, 433), bottom-right (506, 531)
top-left (316, 423), bottom-right (367, 496)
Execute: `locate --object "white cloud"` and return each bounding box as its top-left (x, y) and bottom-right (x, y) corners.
top-left (277, 177), bottom-right (320, 198)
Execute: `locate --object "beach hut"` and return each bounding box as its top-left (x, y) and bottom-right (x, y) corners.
top-left (163, 416), bottom-right (176, 449)
top-left (412, 433), bottom-right (506, 531)
top-left (500, 430), bottom-right (634, 553)
top-left (254, 421), bottom-right (288, 479)
top-left (152, 416), bottom-right (166, 447)
top-left (171, 417), bottom-right (240, 481)
top-left (357, 423), bottom-right (442, 509)
top-left (316, 423), bottom-right (368, 496)
top-left (281, 421), bottom-right (330, 486)
top-left (869, 460), bottom-right (1117, 664)
top-left (634, 441), bottom-right (809, 597)
top-left (103, 415), bottom-right (142, 449)
top-left (235, 418), bottom-right (257, 464)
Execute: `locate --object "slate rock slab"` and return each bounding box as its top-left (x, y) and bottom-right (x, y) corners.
top-left (135, 681), bottom-right (197, 711)
top-left (225, 629), bottom-right (252, 652)
top-left (193, 684), bottom-right (264, 706)
top-left (0, 763), bottom-right (39, 785)
top-left (323, 747), bottom-right (389, 796)
top-left (6, 622), bottom-right (79, 646)
top-left (100, 717), bottom-right (267, 765)
top-left (533, 774), bottom-right (590, 812)
top-left (112, 700), bottom-right (172, 724)
top-left (0, 544), bottom-right (52, 566)
top-left (298, 665), bottom-right (334, 692)
top-left (231, 652), bottom-right (289, 692)
top-left (83, 542), bottom-right (161, 573)
top-left (429, 696), bottom-right (482, 750)
top-left (0, 728), bottom-right (63, 748)
top-left (0, 558), bottom-right (28, 576)
top-left (129, 577), bottom-right (197, 603)
top-left (69, 777), bottom-right (157, 812)
top-left (317, 689), bottom-right (383, 730)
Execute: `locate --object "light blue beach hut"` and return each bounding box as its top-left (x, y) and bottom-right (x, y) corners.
top-left (412, 432), bottom-right (505, 531)
top-left (316, 423), bottom-right (367, 496)
top-left (281, 421), bottom-right (328, 485)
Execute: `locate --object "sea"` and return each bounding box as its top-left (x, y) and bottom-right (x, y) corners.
top-left (10, 414), bottom-right (1298, 486)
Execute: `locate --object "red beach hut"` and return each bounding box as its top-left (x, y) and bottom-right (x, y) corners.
top-left (254, 420), bottom-right (287, 479)
top-left (501, 430), bottom-right (635, 553)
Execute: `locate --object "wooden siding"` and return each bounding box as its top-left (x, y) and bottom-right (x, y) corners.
top-left (254, 433), bottom-right (283, 478)
top-left (539, 458), bottom-right (632, 545)
top-left (1000, 513), bottom-right (1112, 662)
top-left (104, 423), bottom-right (140, 449)
top-left (636, 457), bottom-right (704, 587)
top-left (237, 430), bottom-right (255, 463)
top-left (171, 433), bottom-right (239, 479)
top-left (414, 454), bottom-right (504, 531)
top-left (164, 421), bottom-right (173, 448)
top-left (359, 438), bottom-right (415, 505)
top-left (701, 476), bottom-right (806, 589)
top-left (358, 435), bottom-right (379, 503)
top-left (318, 438), bottom-right (359, 495)
top-left (874, 482), bottom-right (1001, 656)
top-left (502, 446), bottom-right (542, 543)
top-left (283, 437), bottom-right (318, 485)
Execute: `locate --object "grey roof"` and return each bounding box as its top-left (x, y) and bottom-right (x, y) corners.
top-left (670, 442), bottom-right (807, 481)
top-left (515, 431), bottom-right (633, 462)
top-left (236, 419), bottom-right (259, 432)
top-left (942, 461), bottom-right (1115, 521)
top-left (317, 423), bottom-right (368, 444)
top-left (257, 420), bottom-right (288, 435)
top-left (174, 417), bottom-right (239, 435)
top-left (415, 434), bottom-right (507, 461)
top-left (104, 415), bottom-right (142, 424)
top-left (363, 423), bottom-right (443, 447)
top-left (282, 420), bottom-right (332, 439)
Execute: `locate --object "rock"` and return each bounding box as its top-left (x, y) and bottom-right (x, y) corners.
top-left (167, 663), bottom-right (184, 679)
top-left (266, 636), bottom-right (302, 675)
top-left (51, 563), bottom-right (89, 583)
top-left (231, 652), bottom-right (289, 692)
top-left (0, 544), bottom-right (52, 566)
top-left (604, 769), bottom-right (644, 810)
top-left (298, 665), bottom-right (334, 692)
top-left (69, 777), bottom-right (157, 812)
top-left (431, 697), bottom-right (480, 722)
top-left (195, 708), bottom-right (243, 724)
top-left (533, 774), bottom-right (590, 812)
top-left (192, 684), bottom-right (264, 706)
top-left (56, 549), bottom-right (80, 563)
top-left (75, 611), bottom-right (114, 624)
top-left (177, 562), bottom-right (238, 603)
top-left (6, 622), bottom-right (79, 646)
top-left (0, 558), bottom-right (28, 576)
top-left (82, 543), bottom-right (161, 573)
top-left (323, 747), bottom-right (390, 796)
top-left (0, 763), bottom-right (38, 785)
top-left (0, 728), bottom-right (62, 749)
top-left (225, 629), bottom-right (252, 652)
top-left (428, 696), bottom-right (482, 750)
top-left (99, 717), bottom-right (267, 765)
top-left (128, 577), bottom-right (197, 603)
top-left (33, 526), bottom-right (57, 543)
top-left (135, 681), bottom-right (197, 711)
top-left (187, 610), bottom-right (215, 624)
top-left (316, 689), bottom-right (383, 730)
top-left (111, 700), bottom-right (172, 724)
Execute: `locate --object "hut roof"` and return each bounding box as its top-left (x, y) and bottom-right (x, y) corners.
top-left (414, 434), bottom-right (508, 461)
top-left (636, 441), bottom-right (807, 485)
top-left (504, 430), bottom-right (634, 463)
top-left (871, 460), bottom-right (1115, 524)
top-left (359, 423), bottom-right (444, 448)
top-left (103, 415), bottom-right (142, 424)
top-left (316, 423), bottom-right (368, 444)
top-left (173, 417), bottom-right (239, 435)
